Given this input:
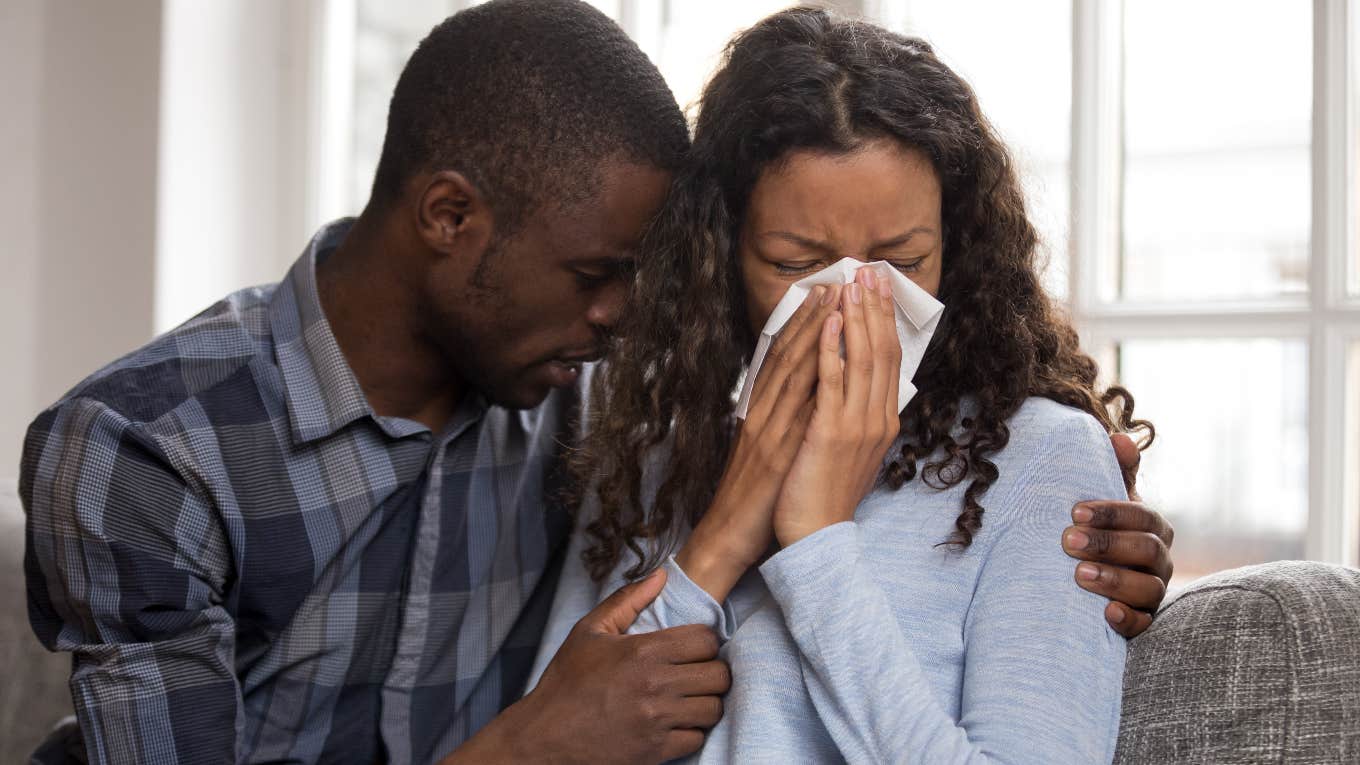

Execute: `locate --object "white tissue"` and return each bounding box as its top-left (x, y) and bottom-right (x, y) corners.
top-left (734, 258), bottom-right (944, 419)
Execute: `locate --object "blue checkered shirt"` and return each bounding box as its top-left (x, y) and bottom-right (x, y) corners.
top-left (21, 219), bottom-right (575, 764)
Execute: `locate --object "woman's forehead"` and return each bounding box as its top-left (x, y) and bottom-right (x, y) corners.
top-left (746, 142), bottom-right (941, 238)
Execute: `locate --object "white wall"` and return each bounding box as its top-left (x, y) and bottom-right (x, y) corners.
top-left (156, 0), bottom-right (324, 332)
top-left (0, 1), bottom-right (326, 480)
top-left (0, 0), bottom-right (163, 478)
top-left (0, 0), bottom-right (45, 479)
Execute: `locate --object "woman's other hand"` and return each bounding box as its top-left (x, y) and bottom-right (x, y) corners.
top-left (676, 284), bottom-right (842, 602)
top-left (774, 266), bottom-right (902, 547)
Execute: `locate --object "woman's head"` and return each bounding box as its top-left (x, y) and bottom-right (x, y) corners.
top-left (579, 7), bottom-right (1150, 580)
top-left (739, 139), bottom-right (943, 338)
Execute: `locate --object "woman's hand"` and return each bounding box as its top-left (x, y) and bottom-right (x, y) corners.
top-left (676, 284), bottom-right (843, 602)
top-left (774, 267), bottom-right (902, 548)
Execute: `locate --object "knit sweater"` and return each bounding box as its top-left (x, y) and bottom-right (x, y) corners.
top-left (526, 397), bottom-right (1127, 763)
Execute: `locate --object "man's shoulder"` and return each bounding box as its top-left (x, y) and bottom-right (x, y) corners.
top-left (39, 283), bottom-right (282, 435)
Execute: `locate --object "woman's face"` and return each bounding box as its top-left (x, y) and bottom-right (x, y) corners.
top-left (738, 139), bottom-right (943, 336)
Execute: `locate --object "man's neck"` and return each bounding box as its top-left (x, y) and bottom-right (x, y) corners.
top-left (317, 213), bottom-right (465, 433)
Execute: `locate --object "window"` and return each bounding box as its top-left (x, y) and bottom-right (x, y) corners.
top-left (1075, 0), bottom-right (1359, 575)
top-left (893, 0), bottom-right (1073, 296)
top-left (1349, 342), bottom-right (1360, 544)
top-left (1116, 338), bottom-right (1309, 583)
top-left (1121, 1), bottom-right (1311, 304)
top-left (333, 0), bottom-right (1360, 577)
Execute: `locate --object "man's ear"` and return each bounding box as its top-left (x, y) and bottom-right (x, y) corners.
top-left (414, 170), bottom-right (494, 257)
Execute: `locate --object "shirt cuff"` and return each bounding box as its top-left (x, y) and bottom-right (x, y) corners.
top-left (636, 556), bottom-right (738, 642)
top-left (759, 521), bottom-right (859, 614)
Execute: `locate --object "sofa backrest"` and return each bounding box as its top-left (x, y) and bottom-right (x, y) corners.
top-left (1116, 561), bottom-right (1360, 764)
top-left (1, 479), bottom-right (76, 763)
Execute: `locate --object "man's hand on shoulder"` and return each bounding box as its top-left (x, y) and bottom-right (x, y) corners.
top-left (1063, 433), bottom-right (1176, 639)
top-left (446, 568), bottom-right (730, 765)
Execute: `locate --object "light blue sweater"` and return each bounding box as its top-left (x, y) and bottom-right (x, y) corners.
top-left (526, 398), bottom-right (1127, 763)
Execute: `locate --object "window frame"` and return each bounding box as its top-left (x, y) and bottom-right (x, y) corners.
top-left (1070, 0), bottom-right (1360, 567)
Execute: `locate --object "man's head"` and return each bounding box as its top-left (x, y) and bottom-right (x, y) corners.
top-left (370, 0), bottom-right (687, 409)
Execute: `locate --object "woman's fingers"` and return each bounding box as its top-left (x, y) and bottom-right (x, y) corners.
top-left (815, 311), bottom-right (845, 416)
top-left (860, 269), bottom-right (899, 428)
top-left (875, 275), bottom-right (901, 427)
top-left (841, 279), bottom-right (872, 415)
top-left (763, 285), bottom-right (841, 438)
top-left (746, 285), bottom-right (834, 428)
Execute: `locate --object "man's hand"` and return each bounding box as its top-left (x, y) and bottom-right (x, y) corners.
top-left (1063, 433), bottom-right (1176, 639)
top-left (450, 569), bottom-right (730, 765)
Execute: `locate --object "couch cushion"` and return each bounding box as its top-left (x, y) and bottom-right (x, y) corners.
top-left (1116, 561), bottom-right (1360, 764)
top-left (0, 478), bottom-right (74, 763)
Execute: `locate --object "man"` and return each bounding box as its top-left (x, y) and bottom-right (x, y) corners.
top-left (21, 2), bottom-right (1172, 763)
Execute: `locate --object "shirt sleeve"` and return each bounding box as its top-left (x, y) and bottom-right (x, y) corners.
top-left (22, 398), bottom-right (243, 765)
top-left (758, 411), bottom-right (1127, 764)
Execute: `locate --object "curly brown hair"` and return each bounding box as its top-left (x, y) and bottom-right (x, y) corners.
top-left (577, 6), bottom-right (1153, 581)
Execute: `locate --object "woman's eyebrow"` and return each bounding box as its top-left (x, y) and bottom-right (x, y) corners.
top-left (762, 226), bottom-right (937, 254)
top-left (868, 226), bottom-right (937, 251)
top-left (761, 231), bottom-right (839, 256)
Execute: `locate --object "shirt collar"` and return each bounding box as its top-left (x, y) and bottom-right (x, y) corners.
top-left (268, 218), bottom-right (378, 444)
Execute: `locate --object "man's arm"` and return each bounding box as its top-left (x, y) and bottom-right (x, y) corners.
top-left (438, 569), bottom-right (730, 765)
top-left (1063, 433), bottom-right (1176, 638)
top-left (22, 400), bottom-right (241, 764)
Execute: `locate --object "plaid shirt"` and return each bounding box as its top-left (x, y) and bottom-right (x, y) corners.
top-left (21, 219), bottom-right (574, 764)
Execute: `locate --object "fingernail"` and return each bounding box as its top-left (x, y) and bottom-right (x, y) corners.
top-left (848, 284), bottom-right (862, 304)
top-left (1077, 563), bottom-right (1100, 581)
top-left (861, 269), bottom-right (877, 288)
top-left (819, 285), bottom-right (834, 305)
top-left (1108, 605), bottom-right (1126, 624)
top-left (1072, 506), bottom-right (1093, 524)
top-left (1065, 529), bottom-right (1089, 550)
top-left (827, 313), bottom-right (842, 334)
top-left (878, 278), bottom-right (892, 297)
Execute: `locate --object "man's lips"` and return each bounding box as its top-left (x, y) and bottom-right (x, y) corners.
top-left (555, 349), bottom-right (605, 364)
top-left (540, 349), bottom-right (602, 387)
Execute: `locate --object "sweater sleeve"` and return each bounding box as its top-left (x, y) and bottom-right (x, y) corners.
top-left (758, 410), bottom-right (1127, 764)
top-left (521, 502), bottom-right (733, 695)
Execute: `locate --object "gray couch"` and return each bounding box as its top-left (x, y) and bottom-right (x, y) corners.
top-left (1, 479), bottom-right (72, 764)
top-left (1116, 560), bottom-right (1360, 763)
top-left (2, 478), bottom-right (1358, 763)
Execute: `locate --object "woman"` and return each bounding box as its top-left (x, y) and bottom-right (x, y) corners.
top-left (529, 7), bottom-right (1150, 762)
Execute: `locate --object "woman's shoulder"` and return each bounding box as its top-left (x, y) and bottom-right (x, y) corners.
top-left (860, 399), bottom-right (1121, 534)
top-left (1003, 397), bottom-right (1115, 463)
top-left (965, 397), bottom-right (1125, 534)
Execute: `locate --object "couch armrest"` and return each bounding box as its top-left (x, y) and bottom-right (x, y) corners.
top-left (1116, 561), bottom-right (1360, 764)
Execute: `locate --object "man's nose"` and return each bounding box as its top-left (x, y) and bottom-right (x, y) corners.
top-left (585, 279), bottom-right (629, 329)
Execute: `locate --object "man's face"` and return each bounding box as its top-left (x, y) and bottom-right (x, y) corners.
top-left (421, 161), bottom-right (671, 410)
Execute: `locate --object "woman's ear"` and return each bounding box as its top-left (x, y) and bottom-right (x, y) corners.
top-left (414, 170), bottom-right (494, 257)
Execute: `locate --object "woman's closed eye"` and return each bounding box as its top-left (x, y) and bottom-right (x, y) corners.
top-left (773, 260), bottom-right (825, 276)
top-left (885, 256), bottom-right (927, 274)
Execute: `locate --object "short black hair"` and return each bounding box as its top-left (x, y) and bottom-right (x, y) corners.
top-left (370, 0), bottom-right (689, 233)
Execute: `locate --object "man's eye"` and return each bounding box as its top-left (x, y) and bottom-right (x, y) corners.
top-left (774, 262), bottom-right (821, 276)
top-left (574, 270), bottom-right (611, 287)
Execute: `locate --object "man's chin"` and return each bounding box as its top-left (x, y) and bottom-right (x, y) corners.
top-left (474, 382), bottom-right (550, 411)
top-left (475, 373), bottom-right (558, 411)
